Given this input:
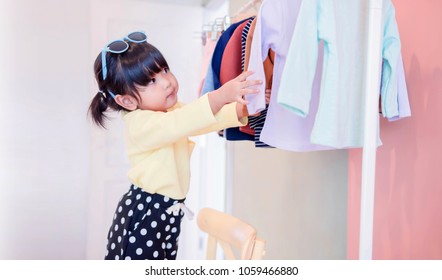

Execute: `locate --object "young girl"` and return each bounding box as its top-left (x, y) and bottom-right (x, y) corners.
top-left (88, 31), bottom-right (261, 260)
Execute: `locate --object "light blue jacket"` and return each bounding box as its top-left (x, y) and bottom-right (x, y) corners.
top-left (277, 0), bottom-right (407, 148)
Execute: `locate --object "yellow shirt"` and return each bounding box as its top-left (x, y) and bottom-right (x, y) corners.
top-left (123, 94), bottom-right (247, 200)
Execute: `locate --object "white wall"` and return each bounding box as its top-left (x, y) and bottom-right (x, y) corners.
top-left (0, 0), bottom-right (204, 260)
top-left (0, 0), bottom-right (92, 259)
top-left (231, 142), bottom-right (348, 259)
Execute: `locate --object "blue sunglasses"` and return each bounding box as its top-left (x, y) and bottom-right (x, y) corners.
top-left (101, 31), bottom-right (148, 97)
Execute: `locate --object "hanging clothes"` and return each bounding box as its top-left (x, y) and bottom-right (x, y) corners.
top-left (246, 0), bottom-right (332, 152)
top-left (243, 16), bottom-right (273, 148)
top-left (198, 36), bottom-right (218, 98)
top-left (199, 17), bottom-right (253, 140)
top-left (388, 53), bottom-right (411, 121)
top-left (218, 17), bottom-right (255, 141)
top-left (201, 18), bottom-right (252, 97)
top-left (200, 62), bottom-right (216, 96)
top-left (277, 0), bottom-right (410, 148)
top-left (212, 17), bottom-right (251, 92)
top-left (220, 19), bottom-right (253, 85)
top-left (237, 17), bottom-right (256, 137)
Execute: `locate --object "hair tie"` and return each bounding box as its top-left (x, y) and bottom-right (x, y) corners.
top-left (98, 90), bottom-right (107, 99)
top-left (98, 89), bottom-right (116, 99)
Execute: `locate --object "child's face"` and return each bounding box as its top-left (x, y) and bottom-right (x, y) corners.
top-left (137, 68), bottom-right (179, 111)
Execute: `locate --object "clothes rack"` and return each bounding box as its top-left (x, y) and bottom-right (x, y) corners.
top-left (201, 0), bottom-right (385, 260)
top-left (360, 0), bottom-right (383, 260)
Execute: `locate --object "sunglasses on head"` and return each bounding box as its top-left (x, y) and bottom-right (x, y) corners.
top-left (101, 31), bottom-right (148, 81)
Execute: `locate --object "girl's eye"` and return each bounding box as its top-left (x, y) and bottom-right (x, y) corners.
top-left (162, 67), bottom-right (169, 74)
top-left (148, 78), bottom-right (156, 85)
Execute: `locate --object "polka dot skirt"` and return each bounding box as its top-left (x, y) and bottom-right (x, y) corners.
top-left (104, 185), bottom-right (184, 260)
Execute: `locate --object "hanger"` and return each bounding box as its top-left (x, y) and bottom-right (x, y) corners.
top-left (200, 18), bottom-right (224, 46)
top-left (200, 0), bottom-right (262, 45)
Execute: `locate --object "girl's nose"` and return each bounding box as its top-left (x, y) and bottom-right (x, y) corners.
top-left (162, 76), bottom-right (171, 89)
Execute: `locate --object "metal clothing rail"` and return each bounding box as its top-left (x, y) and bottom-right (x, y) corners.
top-left (360, 0), bottom-right (384, 260)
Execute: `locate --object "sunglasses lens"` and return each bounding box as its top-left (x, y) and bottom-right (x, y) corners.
top-left (107, 40), bottom-right (128, 53)
top-left (127, 32), bottom-right (147, 43)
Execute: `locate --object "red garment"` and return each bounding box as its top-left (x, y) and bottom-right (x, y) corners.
top-left (220, 19), bottom-right (255, 136)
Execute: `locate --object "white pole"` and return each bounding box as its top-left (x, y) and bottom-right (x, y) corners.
top-left (359, 0), bottom-right (383, 260)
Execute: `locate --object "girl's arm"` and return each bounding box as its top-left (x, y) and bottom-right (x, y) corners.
top-left (125, 72), bottom-right (260, 151)
top-left (189, 101), bottom-right (248, 137)
top-left (187, 71), bottom-right (259, 136)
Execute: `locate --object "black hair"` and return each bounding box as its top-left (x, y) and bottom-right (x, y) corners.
top-left (88, 41), bottom-right (169, 128)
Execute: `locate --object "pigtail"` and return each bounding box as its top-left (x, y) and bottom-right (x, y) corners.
top-left (88, 91), bottom-right (111, 128)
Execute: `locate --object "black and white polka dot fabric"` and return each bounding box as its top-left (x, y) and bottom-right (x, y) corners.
top-left (105, 185), bottom-right (185, 260)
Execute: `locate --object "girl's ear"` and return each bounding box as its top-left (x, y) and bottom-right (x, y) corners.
top-left (114, 94), bottom-right (138, 111)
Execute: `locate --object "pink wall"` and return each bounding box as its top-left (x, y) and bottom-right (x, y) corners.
top-left (348, 0), bottom-right (442, 259)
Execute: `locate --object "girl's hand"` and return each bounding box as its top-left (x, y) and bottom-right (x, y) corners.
top-left (219, 71), bottom-right (262, 105)
top-left (208, 71), bottom-right (262, 115)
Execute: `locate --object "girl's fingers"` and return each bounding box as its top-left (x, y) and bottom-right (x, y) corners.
top-left (236, 97), bottom-right (249, 105)
top-left (243, 79), bottom-right (262, 87)
top-left (237, 70), bottom-right (255, 81)
top-left (241, 88), bottom-right (260, 95)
